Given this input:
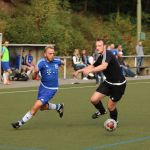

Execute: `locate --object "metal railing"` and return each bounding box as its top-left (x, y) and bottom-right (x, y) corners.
top-left (123, 55), bottom-right (150, 67)
top-left (0, 54), bottom-right (150, 81)
top-left (60, 55), bottom-right (150, 79)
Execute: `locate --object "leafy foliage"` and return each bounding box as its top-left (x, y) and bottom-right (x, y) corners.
top-left (0, 0), bottom-right (149, 54)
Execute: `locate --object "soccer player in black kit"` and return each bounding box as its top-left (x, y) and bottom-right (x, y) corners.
top-left (73, 39), bottom-right (126, 123)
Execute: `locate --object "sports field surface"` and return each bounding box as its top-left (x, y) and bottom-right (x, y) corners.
top-left (0, 79), bottom-right (150, 150)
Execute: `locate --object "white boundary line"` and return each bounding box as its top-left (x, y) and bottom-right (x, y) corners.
top-left (0, 81), bottom-right (150, 95)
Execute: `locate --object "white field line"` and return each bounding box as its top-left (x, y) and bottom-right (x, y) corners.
top-left (0, 81), bottom-right (150, 95)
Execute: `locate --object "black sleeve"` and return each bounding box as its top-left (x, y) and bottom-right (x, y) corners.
top-left (93, 51), bottom-right (113, 67)
top-left (105, 52), bottom-right (113, 64)
top-left (93, 56), bottom-right (101, 67)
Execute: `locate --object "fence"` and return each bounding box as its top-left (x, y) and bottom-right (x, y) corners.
top-left (0, 43), bottom-right (150, 80)
top-left (60, 55), bottom-right (150, 79)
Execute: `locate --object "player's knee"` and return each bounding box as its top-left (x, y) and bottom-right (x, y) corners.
top-left (107, 105), bottom-right (114, 111)
top-left (40, 104), bottom-right (48, 111)
top-left (90, 97), bottom-right (99, 104)
top-left (107, 102), bottom-right (116, 111)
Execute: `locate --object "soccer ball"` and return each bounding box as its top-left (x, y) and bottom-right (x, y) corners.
top-left (104, 119), bottom-right (117, 132)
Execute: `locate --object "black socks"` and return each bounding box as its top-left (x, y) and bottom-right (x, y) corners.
top-left (93, 101), bottom-right (106, 114)
top-left (93, 101), bottom-right (118, 121)
top-left (109, 108), bottom-right (118, 121)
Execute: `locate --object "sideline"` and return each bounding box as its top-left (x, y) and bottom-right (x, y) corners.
top-left (0, 81), bottom-right (150, 95)
top-left (84, 136), bottom-right (150, 150)
top-left (0, 144), bottom-right (44, 150)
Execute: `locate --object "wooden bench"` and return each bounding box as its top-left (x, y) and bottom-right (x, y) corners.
top-left (139, 66), bottom-right (150, 75)
top-left (130, 66), bottom-right (150, 75)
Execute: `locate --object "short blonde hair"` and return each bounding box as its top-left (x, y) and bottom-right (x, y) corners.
top-left (44, 45), bottom-right (54, 53)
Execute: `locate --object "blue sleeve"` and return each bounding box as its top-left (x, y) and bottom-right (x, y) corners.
top-left (37, 60), bottom-right (43, 71)
top-left (58, 59), bottom-right (62, 66)
top-left (55, 58), bottom-right (62, 66)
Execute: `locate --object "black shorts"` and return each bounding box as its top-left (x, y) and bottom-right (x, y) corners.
top-left (96, 81), bottom-right (126, 102)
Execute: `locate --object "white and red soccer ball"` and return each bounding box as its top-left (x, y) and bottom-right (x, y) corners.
top-left (104, 119), bottom-right (117, 132)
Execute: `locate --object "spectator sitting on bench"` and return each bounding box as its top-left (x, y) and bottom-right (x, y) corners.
top-left (81, 49), bottom-right (90, 66)
top-left (72, 49), bottom-right (87, 80)
top-left (24, 49), bottom-right (35, 77)
top-left (15, 50), bottom-right (27, 73)
top-left (117, 51), bottom-right (137, 78)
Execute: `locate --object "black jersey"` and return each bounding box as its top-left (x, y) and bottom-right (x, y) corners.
top-left (93, 50), bottom-right (125, 83)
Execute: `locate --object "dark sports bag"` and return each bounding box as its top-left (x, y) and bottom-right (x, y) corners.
top-left (10, 72), bottom-right (29, 81)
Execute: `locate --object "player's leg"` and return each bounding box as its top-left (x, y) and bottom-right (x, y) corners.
top-left (3, 71), bottom-right (7, 84)
top-left (108, 83), bottom-right (126, 122)
top-left (40, 103), bottom-right (61, 110)
top-left (6, 68), bottom-right (12, 84)
top-left (2, 62), bottom-right (11, 84)
top-left (40, 102), bottom-right (64, 118)
top-left (4, 62), bottom-right (11, 84)
top-left (11, 100), bottom-right (43, 129)
top-left (107, 99), bottom-right (118, 121)
top-left (90, 92), bottom-right (107, 119)
top-left (91, 82), bottom-right (109, 119)
top-left (3, 71), bottom-right (11, 84)
top-left (39, 87), bottom-right (64, 118)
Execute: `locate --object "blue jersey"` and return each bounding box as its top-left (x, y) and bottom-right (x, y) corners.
top-left (15, 55), bottom-right (25, 69)
top-left (25, 54), bottom-right (33, 65)
top-left (37, 58), bottom-right (62, 88)
top-left (111, 49), bottom-right (118, 56)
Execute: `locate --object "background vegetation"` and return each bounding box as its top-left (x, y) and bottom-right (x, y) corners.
top-left (0, 0), bottom-right (150, 55)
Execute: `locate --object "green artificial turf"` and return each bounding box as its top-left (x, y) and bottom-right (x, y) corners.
top-left (0, 80), bottom-right (150, 150)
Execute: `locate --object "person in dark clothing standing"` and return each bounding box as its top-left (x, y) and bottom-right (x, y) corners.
top-left (73, 39), bottom-right (126, 123)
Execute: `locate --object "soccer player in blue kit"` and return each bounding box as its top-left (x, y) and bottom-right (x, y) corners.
top-left (11, 46), bottom-right (64, 129)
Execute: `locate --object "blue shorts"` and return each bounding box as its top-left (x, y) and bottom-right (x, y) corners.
top-left (37, 84), bottom-right (57, 105)
top-left (1, 62), bottom-right (10, 71)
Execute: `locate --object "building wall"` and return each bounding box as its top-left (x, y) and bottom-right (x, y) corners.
top-left (9, 46), bottom-right (44, 68)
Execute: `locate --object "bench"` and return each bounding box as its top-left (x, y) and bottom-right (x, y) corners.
top-left (139, 66), bottom-right (150, 75)
top-left (130, 66), bottom-right (150, 75)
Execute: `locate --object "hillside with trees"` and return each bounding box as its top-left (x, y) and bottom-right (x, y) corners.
top-left (0, 0), bottom-right (150, 55)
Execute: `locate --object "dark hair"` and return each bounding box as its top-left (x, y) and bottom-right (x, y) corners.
top-left (2, 40), bottom-right (9, 44)
top-left (96, 39), bottom-right (106, 45)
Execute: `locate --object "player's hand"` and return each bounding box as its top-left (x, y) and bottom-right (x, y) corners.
top-left (83, 68), bottom-right (90, 76)
top-left (32, 72), bottom-right (37, 80)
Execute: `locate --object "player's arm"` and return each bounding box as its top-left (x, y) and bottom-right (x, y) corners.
top-left (1, 47), bottom-right (4, 58)
top-left (73, 65), bottom-right (94, 77)
top-left (32, 66), bottom-right (39, 80)
top-left (91, 62), bottom-right (108, 73)
top-left (82, 62), bottom-right (108, 76)
top-left (61, 59), bottom-right (65, 65)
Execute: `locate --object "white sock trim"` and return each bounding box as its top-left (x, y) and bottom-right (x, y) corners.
top-left (48, 103), bottom-right (57, 110)
top-left (22, 111), bottom-right (33, 123)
